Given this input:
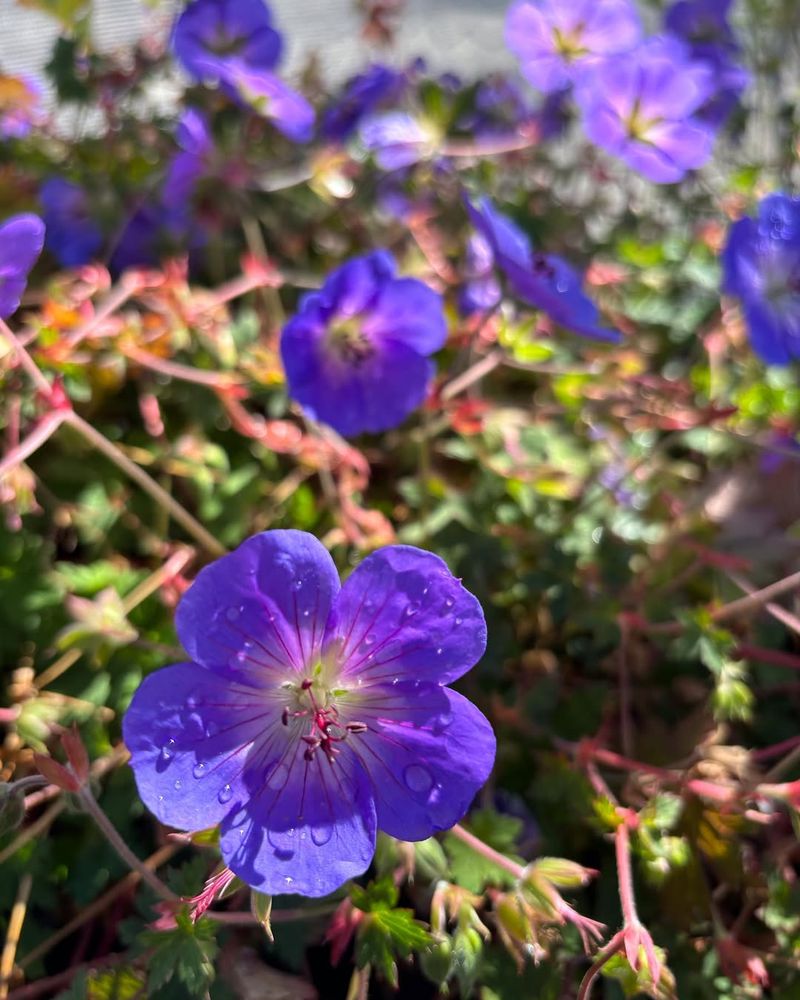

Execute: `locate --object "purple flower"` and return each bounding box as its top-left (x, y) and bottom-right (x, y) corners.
top-left (359, 112), bottom-right (439, 170)
top-left (281, 251), bottom-right (447, 436)
top-left (505, 0), bottom-right (641, 94)
top-left (123, 530), bottom-right (494, 897)
top-left (459, 234), bottom-right (502, 317)
top-left (163, 109), bottom-right (214, 210)
top-left (0, 214), bottom-right (45, 318)
top-left (575, 36), bottom-right (716, 183)
top-left (664, 0), bottom-right (748, 127)
top-left (321, 64), bottom-right (406, 142)
top-left (722, 193), bottom-right (800, 366)
top-left (40, 179), bottom-right (103, 268)
top-left (229, 66), bottom-right (315, 142)
top-left (465, 196), bottom-right (620, 342)
top-left (171, 0), bottom-right (282, 86)
top-left (0, 74), bottom-right (44, 139)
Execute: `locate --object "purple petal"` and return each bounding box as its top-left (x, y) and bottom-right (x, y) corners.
top-left (324, 546), bottom-right (486, 686)
top-left (319, 251), bottom-right (396, 318)
top-left (362, 278), bottom-right (447, 355)
top-left (123, 662), bottom-right (277, 832)
top-left (221, 740), bottom-right (376, 896)
top-left (0, 214), bottom-right (45, 318)
top-left (175, 530), bottom-right (340, 680)
top-left (349, 684), bottom-right (496, 840)
top-left (465, 195), bottom-right (533, 271)
top-left (230, 67), bottom-right (315, 142)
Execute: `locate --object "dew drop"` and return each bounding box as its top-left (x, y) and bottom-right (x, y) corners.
top-left (405, 602), bottom-right (420, 618)
top-left (174, 778), bottom-right (182, 790)
top-left (266, 761), bottom-right (289, 790)
top-left (292, 579), bottom-right (303, 591)
top-left (436, 647), bottom-right (443, 655)
top-left (226, 606), bottom-right (242, 622)
top-left (303, 609), bottom-right (310, 617)
top-left (311, 822), bottom-right (333, 846)
top-left (160, 738), bottom-right (176, 762)
top-left (192, 761), bottom-right (207, 779)
top-left (455, 617), bottom-right (463, 625)
top-left (268, 826), bottom-right (296, 851)
top-left (391, 676), bottom-right (400, 685)
top-left (445, 596), bottom-right (455, 608)
top-left (218, 783), bottom-right (233, 804)
top-left (364, 599), bottom-right (374, 610)
top-left (363, 633), bottom-right (376, 647)
top-left (283, 875), bottom-right (294, 886)
top-left (403, 763), bottom-right (434, 794)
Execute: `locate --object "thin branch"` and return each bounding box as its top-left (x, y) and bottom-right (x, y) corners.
top-left (0, 411), bottom-right (68, 481)
top-left (0, 874), bottom-right (33, 999)
top-left (576, 930), bottom-right (625, 1000)
top-left (449, 822), bottom-right (524, 878)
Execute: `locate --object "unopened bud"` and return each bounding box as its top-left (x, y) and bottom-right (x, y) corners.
top-left (526, 857), bottom-right (597, 889)
top-left (420, 936), bottom-right (453, 989)
top-left (0, 783), bottom-right (26, 835)
top-left (250, 890), bottom-right (274, 942)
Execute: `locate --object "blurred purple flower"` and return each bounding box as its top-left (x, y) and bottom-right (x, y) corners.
top-left (281, 251), bottom-right (446, 436)
top-left (359, 111), bottom-right (438, 170)
top-left (665, 0), bottom-right (748, 126)
top-left (0, 214), bottom-right (45, 318)
top-left (505, 0), bottom-right (641, 94)
top-left (723, 193), bottom-right (800, 365)
top-left (465, 195), bottom-right (620, 341)
top-left (109, 205), bottom-right (163, 275)
top-left (163, 109), bottom-right (213, 216)
top-left (575, 36), bottom-right (716, 183)
top-left (459, 234), bottom-right (502, 317)
top-left (171, 0), bottom-right (282, 86)
top-left (321, 64), bottom-right (406, 142)
top-left (123, 529), bottom-right (494, 897)
top-left (229, 66), bottom-right (315, 142)
top-left (40, 179), bottom-right (103, 268)
top-left (0, 74), bottom-right (44, 139)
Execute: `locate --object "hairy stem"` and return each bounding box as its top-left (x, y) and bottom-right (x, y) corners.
top-left (449, 822), bottom-right (524, 878)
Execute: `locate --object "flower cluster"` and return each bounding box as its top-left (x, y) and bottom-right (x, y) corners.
top-left (123, 530), bottom-right (495, 897)
top-left (465, 196), bottom-right (619, 342)
top-left (505, 0), bottom-right (748, 182)
top-left (723, 193), bottom-right (800, 366)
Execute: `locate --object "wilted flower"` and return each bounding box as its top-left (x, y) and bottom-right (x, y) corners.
top-left (723, 193), bottom-right (800, 365)
top-left (575, 36), bottom-right (716, 183)
top-left (505, 0), bottom-right (641, 94)
top-left (359, 111), bottom-right (440, 170)
top-left (0, 214), bottom-right (45, 318)
top-left (0, 73), bottom-right (44, 138)
top-left (321, 64), bottom-right (406, 142)
top-left (40, 179), bottom-right (103, 268)
top-left (665, 0), bottom-right (748, 126)
top-left (123, 530), bottom-right (495, 897)
top-left (171, 0), bottom-right (282, 87)
top-left (280, 251), bottom-right (447, 436)
top-left (465, 195), bottom-right (620, 341)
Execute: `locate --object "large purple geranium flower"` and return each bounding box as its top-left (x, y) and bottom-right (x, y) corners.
top-left (321, 64), bottom-right (406, 142)
top-left (505, 0), bottom-right (641, 94)
top-left (171, 0), bottom-right (282, 86)
top-left (574, 36), bottom-right (716, 183)
top-left (722, 193), bottom-right (800, 366)
top-left (280, 251), bottom-right (447, 437)
top-left (123, 531), bottom-right (495, 897)
top-left (0, 214), bottom-right (45, 318)
top-left (465, 196), bottom-right (620, 342)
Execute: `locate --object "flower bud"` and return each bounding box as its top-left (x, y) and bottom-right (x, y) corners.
top-left (526, 857), bottom-right (597, 889)
top-left (420, 936), bottom-right (453, 989)
top-left (0, 782), bottom-right (26, 836)
top-left (250, 890), bottom-right (274, 942)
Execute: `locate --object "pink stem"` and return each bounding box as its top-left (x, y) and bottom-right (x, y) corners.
top-left (615, 821), bottom-right (639, 927)
top-left (0, 411), bottom-right (68, 479)
top-left (449, 823), bottom-right (524, 878)
top-left (0, 317), bottom-right (53, 397)
top-left (576, 929), bottom-right (626, 1000)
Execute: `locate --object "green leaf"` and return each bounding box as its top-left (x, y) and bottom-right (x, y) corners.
top-left (444, 810), bottom-right (524, 892)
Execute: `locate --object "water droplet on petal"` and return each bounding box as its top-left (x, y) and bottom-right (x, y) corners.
top-left (445, 597), bottom-right (455, 608)
top-left (403, 763), bottom-right (434, 794)
top-left (455, 617), bottom-right (463, 626)
top-left (174, 778), bottom-right (182, 790)
top-left (311, 822), bottom-right (333, 846)
top-left (303, 609), bottom-right (310, 617)
top-left (405, 602), bottom-right (420, 618)
top-left (218, 783), bottom-right (233, 804)
top-left (363, 633), bottom-right (376, 646)
top-left (292, 579), bottom-right (303, 591)
top-left (192, 762), bottom-right (207, 779)
top-left (266, 761), bottom-right (289, 790)
top-left (436, 647), bottom-right (443, 655)
top-left (391, 676), bottom-right (400, 685)
top-left (160, 738), bottom-right (176, 761)
top-left (226, 606), bottom-right (242, 622)
top-left (283, 875), bottom-right (294, 886)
